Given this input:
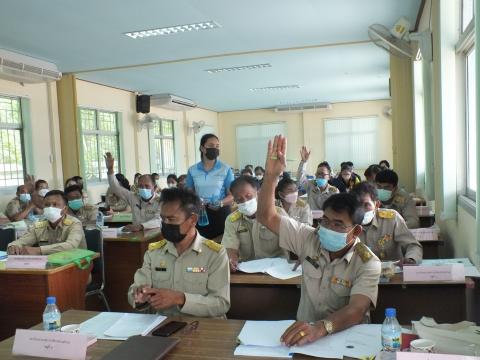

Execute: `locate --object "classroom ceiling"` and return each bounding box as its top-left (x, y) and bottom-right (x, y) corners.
top-left (0, 0), bottom-right (422, 112)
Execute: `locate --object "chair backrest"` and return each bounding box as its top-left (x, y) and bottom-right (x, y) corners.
top-left (84, 229), bottom-right (104, 282)
top-left (0, 228), bottom-right (16, 251)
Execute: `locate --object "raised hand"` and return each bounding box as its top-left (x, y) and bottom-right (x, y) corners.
top-left (300, 146), bottom-right (311, 162)
top-left (265, 135), bottom-right (287, 178)
top-left (104, 152), bottom-right (114, 174)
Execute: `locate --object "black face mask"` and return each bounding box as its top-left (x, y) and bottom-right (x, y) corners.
top-left (205, 148), bottom-right (219, 160)
top-left (161, 222), bottom-right (187, 243)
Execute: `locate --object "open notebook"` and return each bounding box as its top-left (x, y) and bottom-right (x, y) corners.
top-left (237, 257), bottom-right (302, 280)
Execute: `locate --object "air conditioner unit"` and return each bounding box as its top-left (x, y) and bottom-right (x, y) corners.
top-left (0, 49), bottom-right (62, 83)
top-left (150, 93), bottom-right (197, 111)
top-left (274, 102), bottom-right (332, 113)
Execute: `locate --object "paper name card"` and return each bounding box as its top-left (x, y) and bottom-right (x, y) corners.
top-left (403, 264), bottom-right (465, 282)
top-left (6, 255), bottom-right (47, 269)
top-left (397, 353), bottom-right (478, 360)
top-left (410, 228), bottom-right (439, 241)
top-left (311, 210), bottom-right (324, 219)
top-left (12, 329), bottom-right (88, 360)
top-left (101, 228), bottom-right (118, 238)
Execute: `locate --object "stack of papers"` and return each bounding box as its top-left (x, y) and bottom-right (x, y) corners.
top-left (410, 227), bottom-right (440, 241)
top-left (237, 258), bottom-right (302, 280)
top-left (234, 320), bottom-right (382, 359)
top-left (79, 312), bottom-right (166, 341)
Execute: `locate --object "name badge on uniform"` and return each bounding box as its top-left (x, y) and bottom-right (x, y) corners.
top-left (331, 276), bottom-right (352, 288)
top-left (305, 256), bottom-right (319, 269)
top-left (236, 227), bottom-right (248, 234)
top-left (155, 261), bottom-right (167, 271)
top-left (186, 267), bottom-right (208, 273)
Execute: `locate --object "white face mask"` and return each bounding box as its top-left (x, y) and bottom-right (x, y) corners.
top-left (283, 192), bottom-right (298, 204)
top-left (256, 175), bottom-right (264, 181)
top-left (43, 206), bottom-right (63, 223)
top-left (362, 210), bottom-right (376, 225)
top-left (237, 198), bottom-right (258, 216)
top-left (38, 189), bottom-right (49, 197)
top-left (167, 183), bottom-right (177, 188)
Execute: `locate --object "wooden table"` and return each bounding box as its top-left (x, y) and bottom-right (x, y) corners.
top-left (0, 310), bottom-right (357, 360)
top-left (103, 229), bottom-right (163, 312)
top-left (229, 272), bottom-right (472, 324)
top-left (0, 262), bottom-right (94, 341)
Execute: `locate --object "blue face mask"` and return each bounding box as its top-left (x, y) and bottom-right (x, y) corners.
top-left (138, 188), bottom-right (153, 200)
top-left (68, 198), bottom-right (83, 211)
top-left (318, 226), bottom-right (350, 252)
top-left (315, 178), bottom-right (328, 188)
top-left (377, 189), bottom-right (392, 202)
top-left (19, 193), bottom-right (31, 203)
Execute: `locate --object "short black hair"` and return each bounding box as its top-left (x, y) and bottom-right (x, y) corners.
top-left (364, 164), bottom-right (383, 179)
top-left (177, 174), bottom-right (187, 182)
top-left (230, 175), bottom-right (259, 193)
top-left (340, 163), bottom-right (353, 172)
top-left (16, 185), bottom-right (28, 193)
top-left (322, 193), bottom-right (365, 225)
top-left (275, 177), bottom-right (296, 199)
top-left (379, 160), bottom-right (390, 168)
top-left (351, 181), bottom-right (379, 202)
top-left (152, 173), bottom-right (159, 177)
top-left (139, 174), bottom-right (155, 185)
top-left (317, 161), bottom-right (332, 173)
top-left (254, 166), bottom-right (265, 173)
top-left (167, 174), bottom-right (178, 182)
top-left (241, 168), bottom-right (253, 176)
top-left (134, 172), bottom-right (141, 179)
top-left (245, 164), bottom-right (254, 169)
top-left (45, 190), bottom-right (67, 204)
top-left (35, 179), bottom-right (48, 190)
top-left (64, 185), bottom-right (83, 196)
top-left (160, 188), bottom-right (201, 216)
top-left (375, 169), bottom-right (398, 187)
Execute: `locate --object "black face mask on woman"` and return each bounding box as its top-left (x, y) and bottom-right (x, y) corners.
top-left (161, 222), bottom-right (187, 243)
top-left (205, 148), bottom-right (219, 160)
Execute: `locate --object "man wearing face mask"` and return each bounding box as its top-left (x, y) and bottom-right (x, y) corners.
top-left (5, 185), bottom-right (37, 222)
top-left (275, 176), bottom-right (312, 225)
top-left (105, 152), bottom-right (162, 232)
top-left (351, 182), bottom-right (422, 264)
top-left (222, 176), bottom-right (287, 272)
top-left (375, 170), bottom-right (419, 229)
top-left (166, 174), bottom-right (178, 188)
top-left (64, 185), bottom-right (97, 227)
top-left (257, 135), bottom-right (380, 347)
top-left (127, 188), bottom-right (230, 317)
top-left (7, 190), bottom-right (86, 255)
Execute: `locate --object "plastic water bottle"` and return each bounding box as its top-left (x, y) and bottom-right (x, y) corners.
top-left (198, 199), bottom-right (209, 226)
top-left (381, 308), bottom-right (402, 352)
top-left (96, 211), bottom-right (104, 228)
top-left (43, 296), bottom-right (61, 331)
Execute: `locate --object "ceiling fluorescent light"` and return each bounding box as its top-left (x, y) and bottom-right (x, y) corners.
top-left (125, 21), bottom-right (220, 39)
top-left (205, 63), bottom-right (271, 74)
top-left (249, 85), bottom-right (300, 92)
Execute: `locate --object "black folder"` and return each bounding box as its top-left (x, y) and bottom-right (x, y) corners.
top-left (100, 335), bottom-right (180, 360)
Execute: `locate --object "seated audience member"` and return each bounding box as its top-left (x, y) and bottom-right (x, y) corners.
top-left (351, 182), bottom-right (422, 263)
top-left (105, 173), bottom-right (131, 212)
top-left (222, 176), bottom-right (286, 272)
top-left (35, 179), bottom-right (49, 198)
top-left (5, 185), bottom-right (36, 221)
top-left (375, 170), bottom-right (419, 228)
top-left (105, 152), bottom-right (161, 232)
top-left (364, 164), bottom-right (383, 182)
top-left (297, 147), bottom-right (339, 210)
top-left (336, 162), bottom-right (361, 192)
top-left (257, 136), bottom-right (381, 346)
top-left (177, 174), bottom-right (187, 189)
top-left (342, 162), bottom-right (362, 183)
top-left (128, 188), bottom-right (230, 317)
top-left (32, 179), bottom-right (49, 214)
top-left (240, 168), bottom-right (254, 177)
top-left (152, 173), bottom-right (161, 193)
top-left (379, 160), bottom-right (390, 170)
top-left (245, 164), bottom-right (254, 173)
top-left (65, 176), bottom-right (88, 203)
top-left (254, 166), bottom-right (265, 184)
top-left (167, 174), bottom-right (178, 188)
top-left (65, 185), bottom-right (97, 226)
top-left (7, 190), bottom-right (86, 255)
top-left (130, 172), bottom-right (142, 193)
top-left (276, 176), bottom-right (313, 225)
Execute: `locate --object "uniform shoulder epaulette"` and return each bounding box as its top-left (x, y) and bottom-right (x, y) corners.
top-left (63, 218), bottom-right (74, 226)
top-left (203, 239), bottom-right (223, 252)
top-left (35, 220), bottom-right (48, 229)
top-left (148, 239), bottom-right (167, 251)
top-left (392, 195), bottom-right (406, 205)
top-left (378, 209), bottom-right (395, 219)
top-left (275, 206), bottom-right (285, 214)
top-left (229, 210), bottom-right (242, 222)
top-left (296, 199), bottom-right (306, 207)
top-left (84, 204), bottom-right (96, 210)
top-left (355, 242), bottom-right (373, 263)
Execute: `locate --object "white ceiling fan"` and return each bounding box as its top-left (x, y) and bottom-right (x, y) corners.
top-left (137, 113), bottom-right (160, 130)
top-left (189, 120), bottom-right (205, 134)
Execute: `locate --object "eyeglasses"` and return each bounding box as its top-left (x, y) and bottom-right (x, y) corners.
top-left (318, 218), bottom-right (354, 232)
top-left (182, 320), bottom-right (199, 335)
top-left (316, 174), bottom-right (330, 179)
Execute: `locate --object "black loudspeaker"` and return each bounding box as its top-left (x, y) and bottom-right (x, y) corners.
top-left (136, 95), bottom-right (151, 114)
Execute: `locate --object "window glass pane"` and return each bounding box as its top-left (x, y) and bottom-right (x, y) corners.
top-left (153, 121), bottom-right (161, 137)
top-left (98, 111), bottom-right (117, 132)
top-left (80, 109), bottom-right (96, 131)
top-left (98, 135), bottom-right (119, 179)
top-left (0, 97), bottom-right (21, 125)
top-left (466, 48), bottom-right (477, 194)
top-left (162, 138), bottom-right (175, 173)
top-left (162, 120), bottom-right (173, 137)
top-left (154, 138), bottom-right (163, 173)
top-left (82, 135), bottom-right (100, 181)
top-left (462, 0), bottom-right (474, 32)
top-left (0, 128), bottom-right (24, 186)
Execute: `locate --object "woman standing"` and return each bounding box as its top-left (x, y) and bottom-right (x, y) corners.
top-left (185, 134), bottom-right (234, 240)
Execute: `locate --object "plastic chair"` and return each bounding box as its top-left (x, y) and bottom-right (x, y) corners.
top-left (0, 228), bottom-right (16, 251)
top-left (84, 229), bottom-right (110, 311)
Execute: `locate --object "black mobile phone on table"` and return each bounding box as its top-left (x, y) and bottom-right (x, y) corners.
top-left (151, 321), bottom-right (187, 337)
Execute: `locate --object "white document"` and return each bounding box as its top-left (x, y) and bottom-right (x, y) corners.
top-left (79, 312), bottom-right (166, 341)
top-left (237, 258), bottom-right (275, 273)
top-left (237, 257), bottom-right (302, 280)
top-left (238, 320), bottom-right (295, 347)
top-left (234, 345), bottom-right (292, 358)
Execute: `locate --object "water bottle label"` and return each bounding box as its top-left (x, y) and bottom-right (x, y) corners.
top-left (46, 319), bottom-right (61, 331)
top-left (382, 335), bottom-right (401, 351)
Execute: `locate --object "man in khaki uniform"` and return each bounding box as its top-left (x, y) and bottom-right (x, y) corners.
top-left (105, 152), bottom-right (161, 232)
top-left (257, 135), bottom-right (381, 347)
top-left (352, 182), bottom-right (423, 264)
top-left (7, 190), bottom-right (86, 255)
top-left (222, 176), bottom-right (287, 271)
top-left (5, 185), bottom-right (37, 222)
top-left (128, 188), bottom-right (230, 318)
top-left (376, 169), bottom-right (419, 229)
top-left (65, 185), bottom-right (97, 227)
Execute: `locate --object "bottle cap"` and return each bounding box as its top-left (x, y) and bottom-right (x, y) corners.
top-left (46, 296), bottom-right (56, 305)
top-left (385, 308), bottom-right (396, 317)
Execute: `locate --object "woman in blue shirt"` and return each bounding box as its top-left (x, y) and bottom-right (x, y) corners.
top-left (186, 133), bottom-right (234, 240)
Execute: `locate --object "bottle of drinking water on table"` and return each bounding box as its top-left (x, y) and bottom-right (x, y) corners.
top-left (381, 308), bottom-right (401, 352)
top-left (43, 296), bottom-right (61, 331)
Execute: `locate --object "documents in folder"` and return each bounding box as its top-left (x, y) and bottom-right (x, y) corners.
top-left (79, 312), bottom-right (167, 340)
top-left (237, 257), bottom-right (302, 280)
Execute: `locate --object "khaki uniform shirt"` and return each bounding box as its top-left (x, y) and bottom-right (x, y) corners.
top-left (5, 197), bottom-right (29, 220)
top-left (297, 161), bottom-right (340, 210)
top-left (359, 209), bottom-right (423, 264)
top-left (108, 174), bottom-right (161, 229)
top-left (222, 208), bottom-right (287, 261)
top-left (105, 188), bottom-right (130, 212)
top-left (128, 233), bottom-right (230, 318)
top-left (381, 188), bottom-right (419, 229)
top-left (67, 205), bottom-right (97, 227)
top-left (277, 199), bottom-right (313, 226)
top-left (7, 215), bottom-right (87, 255)
top-left (279, 216), bottom-right (381, 322)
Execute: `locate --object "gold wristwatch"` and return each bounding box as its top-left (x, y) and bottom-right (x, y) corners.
top-left (320, 319), bottom-right (334, 335)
